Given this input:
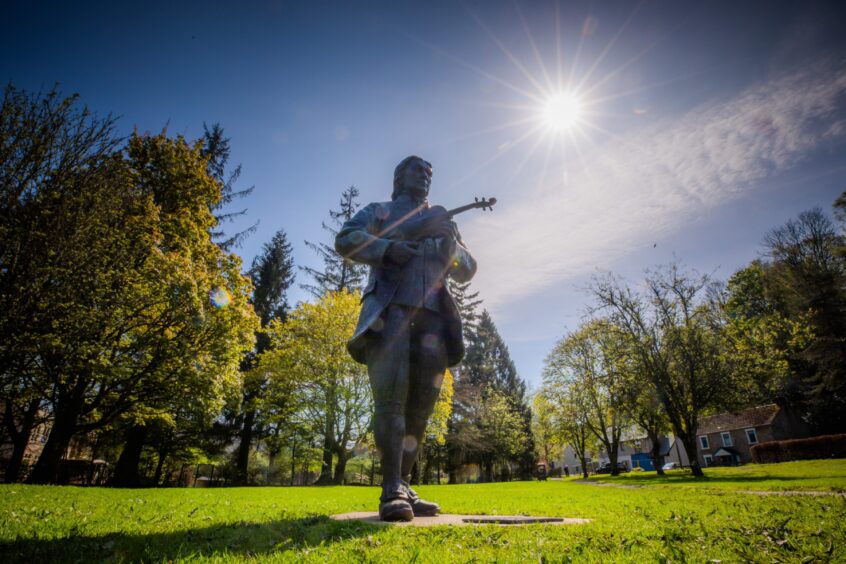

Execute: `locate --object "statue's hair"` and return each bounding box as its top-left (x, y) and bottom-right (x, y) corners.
top-left (392, 155), bottom-right (431, 200)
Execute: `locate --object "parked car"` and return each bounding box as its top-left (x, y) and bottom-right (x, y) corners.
top-left (661, 462), bottom-right (679, 471)
top-left (595, 462), bottom-right (630, 474)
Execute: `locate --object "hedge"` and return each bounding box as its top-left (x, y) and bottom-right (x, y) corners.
top-left (750, 434), bottom-right (846, 463)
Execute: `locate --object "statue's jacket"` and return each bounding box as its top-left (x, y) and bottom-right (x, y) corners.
top-left (335, 194), bottom-right (477, 367)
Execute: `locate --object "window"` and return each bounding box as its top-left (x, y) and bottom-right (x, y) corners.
top-left (698, 435), bottom-right (710, 450)
top-left (745, 428), bottom-right (758, 445)
top-left (703, 454), bottom-right (713, 467)
top-left (721, 432), bottom-right (733, 447)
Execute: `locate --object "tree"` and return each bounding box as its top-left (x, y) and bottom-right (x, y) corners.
top-left (762, 208), bottom-right (846, 431)
top-left (301, 186), bottom-right (367, 297)
top-left (531, 392), bottom-right (560, 469)
top-left (539, 382), bottom-right (592, 479)
top-left (0, 85), bottom-right (120, 482)
top-left (261, 291), bottom-right (372, 485)
top-left (447, 278), bottom-right (483, 337)
top-left (591, 264), bottom-right (732, 477)
top-left (543, 320), bottom-right (629, 476)
top-left (201, 123), bottom-right (257, 251)
top-left (231, 230), bottom-right (295, 484)
top-left (24, 131), bottom-right (258, 484)
top-left (719, 262), bottom-right (812, 408)
top-left (616, 340), bottom-right (671, 476)
top-left (458, 309), bottom-right (534, 479)
top-left (477, 387), bottom-right (530, 482)
top-left (300, 187), bottom-right (368, 481)
top-left (413, 369), bottom-right (454, 485)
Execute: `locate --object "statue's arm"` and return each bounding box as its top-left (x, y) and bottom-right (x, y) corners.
top-left (447, 227), bottom-right (477, 283)
top-left (335, 203), bottom-right (392, 268)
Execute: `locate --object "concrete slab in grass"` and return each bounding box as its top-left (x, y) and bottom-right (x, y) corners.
top-left (331, 512), bottom-right (591, 527)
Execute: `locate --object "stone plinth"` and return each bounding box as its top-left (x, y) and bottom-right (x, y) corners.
top-left (330, 512), bottom-right (590, 527)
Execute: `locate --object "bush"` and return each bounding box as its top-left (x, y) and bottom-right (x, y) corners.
top-left (751, 434), bottom-right (846, 463)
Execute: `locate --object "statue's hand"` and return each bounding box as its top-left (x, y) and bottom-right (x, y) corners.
top-left (438, 221), bottom-right (458, 262)
top-left (386, 241), bottom-right (422, 265)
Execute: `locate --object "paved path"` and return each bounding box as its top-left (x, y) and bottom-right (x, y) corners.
top-left (575, 479), bottom-right (846, 496)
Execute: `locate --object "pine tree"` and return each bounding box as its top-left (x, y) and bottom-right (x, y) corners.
top-left (301, 186), bottom-right (367, 296)
top-left (464, 311), bottom-right (526, 402)
top-left (233, 229), bottom-right (296, 484)
top-left (249, 230), bottom-right (296, 354)
top-left (448, 278), bottom-right (483, 337)
top-left (201, 123), bottom-right (257, 250)
top-left (449, 309), bottom-right (534, 481)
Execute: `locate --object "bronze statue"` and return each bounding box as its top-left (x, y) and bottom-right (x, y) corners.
top-left (336, 156), bottom-right (492, 521)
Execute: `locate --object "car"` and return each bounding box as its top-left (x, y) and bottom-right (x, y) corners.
top-left (661, 462), bottom-right (679, 471)
top-left (595, 462), bottom-right (630, 474)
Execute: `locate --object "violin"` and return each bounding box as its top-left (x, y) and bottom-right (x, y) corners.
top-left (383, 197), bottom-right (497, 241)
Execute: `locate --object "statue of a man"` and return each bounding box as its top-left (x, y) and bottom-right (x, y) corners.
top-left (336, 155), bottom-right (476, 521)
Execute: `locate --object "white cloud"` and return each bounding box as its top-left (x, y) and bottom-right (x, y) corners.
top-left (463, 61), bottom-right (846, 307)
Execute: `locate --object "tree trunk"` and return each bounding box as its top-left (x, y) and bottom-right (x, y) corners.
top-left (315, 414), bottom-right (335, 485)
top-left (422, 448), bottom-right (433, 485)
top-left (333, 450), bottom-right (347, 484)
top-left (482, 460), bottom-right (493, 483)
top-left (290, 441), bottom-right (297, 486)
top-left (3, 398), bottom-right (40, 483)
top-left (267, 435), bottom-right (281, 486)
top-left (681, 434), bottom-right (703, 477)
top-left (112, 424), bottom-right (148, 487)
top-left (609, 441), bottom-right (620, 476)
top-left (27, 390), bottom-right (84, 484)
top-left (649, 432), bottom-right (665, 476)
top-left (410, 448), bottom-right (422, 485)
top-left (235, 409), bottom-right (256, 485)
top-left (152, 445), bottom-right (169, 486)
top-left (5, 433), bottom-right (31, 484)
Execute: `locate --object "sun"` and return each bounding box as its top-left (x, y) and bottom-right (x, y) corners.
top-left (542, 93), bottom-right (582, 132)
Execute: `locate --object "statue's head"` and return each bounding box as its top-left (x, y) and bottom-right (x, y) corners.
top-left (392, 155), bottom-right (432, 200)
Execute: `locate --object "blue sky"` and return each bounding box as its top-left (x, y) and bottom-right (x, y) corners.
top-left (4, 0), bottom-right (846, 388)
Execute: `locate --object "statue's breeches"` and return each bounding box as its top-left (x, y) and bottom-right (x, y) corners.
top-left (365, 304), bottom-right (448, 494)
top-left (365, 304), bottom-right (447, 415)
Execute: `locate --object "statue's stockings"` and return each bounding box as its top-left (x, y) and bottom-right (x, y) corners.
top-left (366, 305), bottom-right (446, 499)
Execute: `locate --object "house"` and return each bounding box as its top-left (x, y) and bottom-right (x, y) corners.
top-left (600, 431), bottom-right (690, 470)
top-left (556, 445), bottom-right (598, 475)
top-left (694, 403), bottom-right (811, 467)
top-left (553, 404), bottom-right (810, 473)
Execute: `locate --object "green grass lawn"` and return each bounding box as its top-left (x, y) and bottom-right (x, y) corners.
top-left (585, 459), bottom-right (846, 492)
top-left (2, 461), bottom-right (845, 562)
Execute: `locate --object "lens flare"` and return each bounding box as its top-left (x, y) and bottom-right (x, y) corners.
top-left (210, 287), bottom-right (232, 308)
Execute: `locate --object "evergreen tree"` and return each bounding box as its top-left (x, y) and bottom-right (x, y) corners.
top-left (232, 229), bottom-right (296, 484)
top-left (448, 278), bottom-right (483, 337)
top-left (464, 311), bottom-right (526, 402)
top-left (456, 309), bottom-right (534, 480)
top-left (301, 186), bottom-right (367, 296)
top-left (201, 123), bottom-right (257, 250)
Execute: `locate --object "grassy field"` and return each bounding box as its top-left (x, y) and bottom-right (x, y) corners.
top-left (1, 461), bottom-right (845, 562)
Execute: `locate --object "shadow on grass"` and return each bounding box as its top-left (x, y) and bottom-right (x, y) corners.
top-left (1, 515), bottom-right (382, 562)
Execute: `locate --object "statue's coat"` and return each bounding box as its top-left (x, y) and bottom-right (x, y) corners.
top-left (335, 199), bottom-right (476, 367)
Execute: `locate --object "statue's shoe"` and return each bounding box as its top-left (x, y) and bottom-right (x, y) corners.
top-left (405, 485), bottom-right (440, 516)
top-left (379, 498), bottom-right (414, 522)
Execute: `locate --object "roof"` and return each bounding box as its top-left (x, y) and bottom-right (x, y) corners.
top-left (698, 404), bottom-right (780, 434)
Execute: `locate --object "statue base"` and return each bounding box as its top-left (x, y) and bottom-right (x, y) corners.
top-left (330, 512), bottom-right (590, 527)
